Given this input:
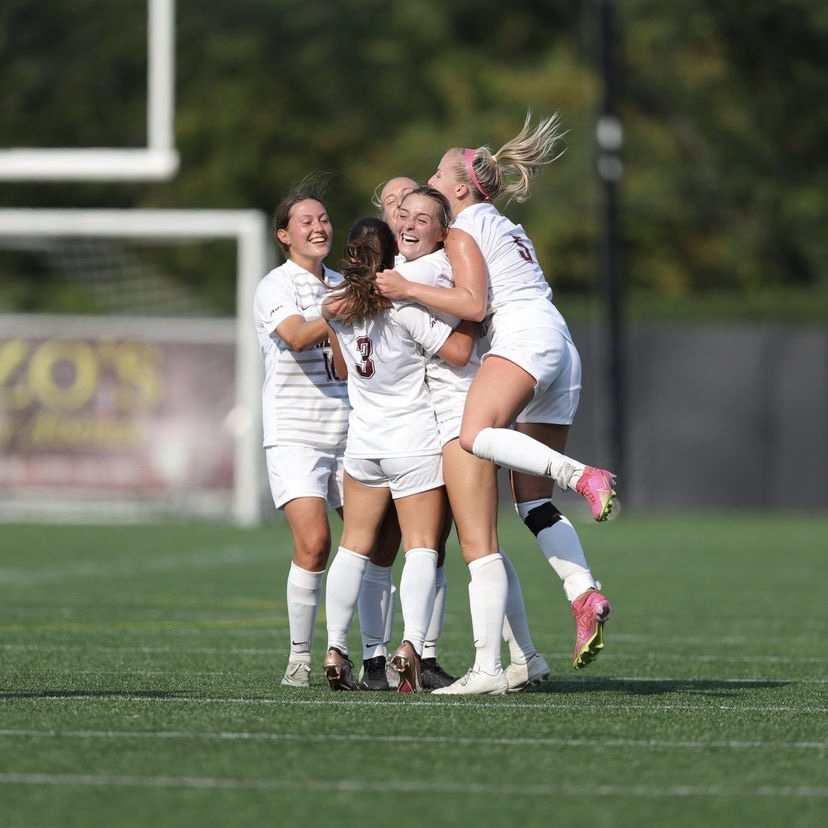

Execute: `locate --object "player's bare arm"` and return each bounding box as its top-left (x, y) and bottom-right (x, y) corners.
top-left (375, 228), bottom-right (488, 323)
top-left (275, 314), bottom-right (331, 351)
top-left (437, 319), bottom-right (477, 367)
top-left (325, 323), bottom-right (348, 378)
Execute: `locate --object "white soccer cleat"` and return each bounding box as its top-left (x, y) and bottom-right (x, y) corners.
top-left (431, 667), bottom-right (509, 696)
top-left (280, 659), bottom-right (312, 688)
top-left (504, 652), bottom-right (550, 692)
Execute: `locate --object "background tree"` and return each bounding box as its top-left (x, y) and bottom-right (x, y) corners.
top-left (0, 0), bottom-right (826, 320)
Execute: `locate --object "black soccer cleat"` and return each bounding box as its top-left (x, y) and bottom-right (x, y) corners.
top-left (358, 655), bottom-right (391, 691)
top-left (420, 658), bottom-right (457, 690)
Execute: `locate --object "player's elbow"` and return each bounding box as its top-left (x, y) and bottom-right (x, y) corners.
top-left (440, 343), bottom-right (473, 367)
top-left (279, 333), bottom-right (305, 351)
top-left (463, 298), bottom-right (487, 323)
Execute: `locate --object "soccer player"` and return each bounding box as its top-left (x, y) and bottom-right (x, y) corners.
top-left (376, 113), bottom-right (616, 681)
top-left (355, 175), bottom-right (457, 691)
top-left (321, 217), bottom-right (476, 693)
top-left (392, 186), bottom-right (550, 694)
top-left (253, 177), bottom-right (396, 688)
top-left (372, 176), bottom-right (418, 228)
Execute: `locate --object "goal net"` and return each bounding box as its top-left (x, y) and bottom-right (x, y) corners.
top-left (0, 209), bottom-right (272, 526)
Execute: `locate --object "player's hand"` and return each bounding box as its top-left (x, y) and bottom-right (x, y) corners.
top-left (375, 269), bottom-right (411, 300)
top-left (321, 288), bottom-right (349, 320)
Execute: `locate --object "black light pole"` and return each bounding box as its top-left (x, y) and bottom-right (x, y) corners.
top-left (596, 0), bottom-right (626, 482)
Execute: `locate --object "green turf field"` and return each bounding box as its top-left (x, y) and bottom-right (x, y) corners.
top-left (1, 511), bottom-right (826, 827)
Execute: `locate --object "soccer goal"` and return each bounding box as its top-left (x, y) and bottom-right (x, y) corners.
top-left (0, 0), bottom-right (178, 181)
top-left (0, 209), bottom-right (272, 526)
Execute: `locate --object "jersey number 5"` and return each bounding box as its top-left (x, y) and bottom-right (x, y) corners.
top-left (510, 234), bottom-right (534, 264)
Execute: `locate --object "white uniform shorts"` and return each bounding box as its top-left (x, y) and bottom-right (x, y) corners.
top-left (436, 415), bottom-right (462, 446)
top-left (345, 453), bottom-right (444, 499)
top-left (426, 359), bottom-right (476, 446)
top-left (265, 444), bottom-right (345, 510)
top-left (483, 303), bottom-right (582, 426)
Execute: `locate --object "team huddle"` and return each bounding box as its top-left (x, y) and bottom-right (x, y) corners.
top-left (253, 112), bottom-right (617, 695)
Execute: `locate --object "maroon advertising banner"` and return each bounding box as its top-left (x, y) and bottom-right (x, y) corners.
top-left (0, 316), bottom-right (238, 518)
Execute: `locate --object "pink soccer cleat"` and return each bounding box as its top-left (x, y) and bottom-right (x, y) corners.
top-left (575, 466), bottom-right (617, 522)
top-left (571, 589), bottom-right (612, 670)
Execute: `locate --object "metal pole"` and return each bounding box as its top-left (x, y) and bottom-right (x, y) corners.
top-left (596, 0), bottom-right (626, 482)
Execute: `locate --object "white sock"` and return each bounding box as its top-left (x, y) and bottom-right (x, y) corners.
top-left (499, 549), bottom-right (537, 665)
top-left (467, 552), bottom-right (508, 674)
top-left (516, 499), bottom-right (596, 602)
top-left (472, 427), bottom-right (584, 490)
top-left (398, 547), bottom-right (438, 655)
top-left (325, 547), bottom-right (369, 654)
top-left (286, 562), bottom-right (323, 660)
top-left (358, 562), bottom-right (393, 660)
top-left (384, 584), bottom-right (397, 652)
top-left (422, 566), bottom-right (448, 661)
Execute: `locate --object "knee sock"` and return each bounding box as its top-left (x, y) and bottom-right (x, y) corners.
top-left (472, 427), bottom-right (585, 491)
top-left (358, 562), bottom-right (394, 661)
top-left (286, 562), bottom-right (323, 662)
top-left (499, 549), bottom-right (538, 666)
top-left (467, 552), bottom-right (508, 674)
top-left (517, 499), bottom-right (596, 602)
top-left (325, 547), bottom-right (369, 654)
top-left (399, 547), bottom-right (438, 655)
top-left (422, 566), bottom-right (448, 661)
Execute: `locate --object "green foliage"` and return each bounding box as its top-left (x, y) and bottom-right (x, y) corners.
top-left (618, 0), bottom-right (828, 301)
top-left (0, 0), bottom-right (826, 320)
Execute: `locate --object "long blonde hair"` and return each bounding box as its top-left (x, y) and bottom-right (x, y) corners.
top-left (456, 111), bottom-right (566, 204)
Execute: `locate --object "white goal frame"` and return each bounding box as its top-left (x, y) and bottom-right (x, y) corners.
top-left (0, 208), bottom-right (272, 526)
top-left (0, 0), bottom-right (178, 181)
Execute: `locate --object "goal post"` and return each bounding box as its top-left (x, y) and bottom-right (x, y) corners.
top-left (0, 208), bottom-right (272, 526)
top-left (0, 0), bottom-right (178, 182)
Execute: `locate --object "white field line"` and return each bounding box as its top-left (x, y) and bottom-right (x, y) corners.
top-left (2, 642), bottom-right (826, 671)
top-left (6, 668), bottom-right (827, 684)
top-left (0, 546), bottom-right (268, 586)
top-left (1, 643), bottom-right (279, 655)
top-left (0, 772), bottom-right (825, 798)
top-left (0, 728), bottom-right (825, 752)
top-left (2, 667), bottom-right (827, 684)
top-left (2, 694), bottom-right (827, 714)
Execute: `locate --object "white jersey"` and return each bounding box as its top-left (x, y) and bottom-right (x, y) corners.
top-left (452, 201), bottom-right (572, 366)
top-left (397, 250), bottom-right (479, 431)
top-left (451, 202), bottom-right (555, 310)
top-left (331, 302), bottom-right (451, 459)
top-left (253, 259), bottom-right (350, 449)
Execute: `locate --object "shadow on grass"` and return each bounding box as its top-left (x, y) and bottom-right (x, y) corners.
top-left (0, 689), bottom-right (189, 700)
top-left (523, 677), bottom-right (791, 695)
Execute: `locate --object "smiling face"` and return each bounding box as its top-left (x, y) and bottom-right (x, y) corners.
top-left (395, 192), bottom-right (448, 262)
top-left (276, 198), bottom-right (332, 271)
top-left (379, 177), bottom-right (417, 228)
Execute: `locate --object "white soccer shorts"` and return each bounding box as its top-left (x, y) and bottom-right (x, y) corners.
top-left (344, 453), bottom-right (444, 499)
top-left (266, 444), bottom-right (345, 510)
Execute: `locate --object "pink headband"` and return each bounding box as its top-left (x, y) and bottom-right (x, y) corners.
top-left (464, 148), bottom-right (490, 201)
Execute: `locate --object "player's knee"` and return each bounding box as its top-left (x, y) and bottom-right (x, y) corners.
top-left (458, 430), bottom-right (475, 454)
top-left (369, 542), bottom-right (398, 567)
top-left (459, 425), bottom-right (483, 455)
top-left (293, 531), bottom-right (331, 570)
top-left (523, 501), bottom-right (563, 536)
